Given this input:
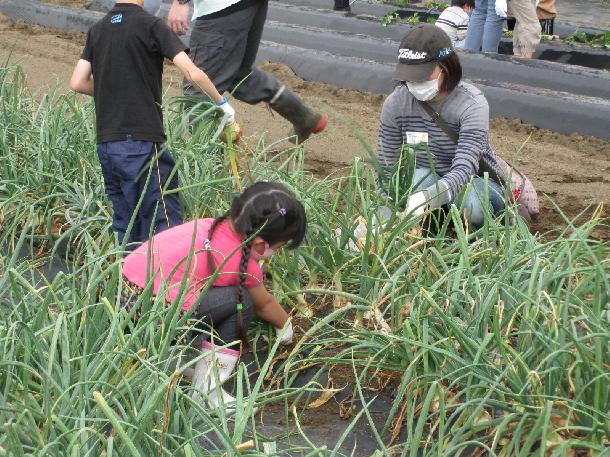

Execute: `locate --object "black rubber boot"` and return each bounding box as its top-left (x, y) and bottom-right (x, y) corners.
top-left (269, 86), bottom-right (327, 144)
top-left (333, 0), bottom-right (351, 12)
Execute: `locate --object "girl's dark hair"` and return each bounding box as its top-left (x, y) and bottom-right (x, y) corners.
top-left (451, 0), bottom-right (475, 7)
top-left (438, 52), bottom-right (462, 94)
top-left (206, 181), bottom-right (307, 349)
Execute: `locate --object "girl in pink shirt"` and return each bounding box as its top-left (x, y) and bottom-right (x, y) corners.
top-left (122, 182), bottom-right (306, 412)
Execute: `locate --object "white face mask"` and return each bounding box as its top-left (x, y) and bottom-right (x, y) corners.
top-left (407, 74), bottom-right (441, 101)
top-left (251, 242), bottom-right (276, 261)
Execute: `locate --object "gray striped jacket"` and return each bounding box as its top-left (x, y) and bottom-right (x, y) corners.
top-left (376, 81), bottom-right (502, 209)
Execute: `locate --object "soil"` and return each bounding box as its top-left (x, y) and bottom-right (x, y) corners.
top-left (40, 0), bottom-right (91, 8)
top-left (553, 0), bottom-right (610, 30)
top-left (1, 14), bottom-right (608, 238)
top-left (42, 0), bottom-right (610, 31)
top-left (385, 0), bottom-right (610, 30)
top-left (256, 399), bottom-right (386, 454)
top-left (241, 347), bottom-right (400, 454)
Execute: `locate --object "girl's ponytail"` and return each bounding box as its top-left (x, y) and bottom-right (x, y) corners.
top-left (236, 240), bottom-right (252, 350)
top-left (205, 212), bottom-right (229, 276)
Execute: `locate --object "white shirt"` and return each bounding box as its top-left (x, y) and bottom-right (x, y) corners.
top-left (435, 6), bottom-right (470, 45)
top-left (192, 0), bottom-right (242, 18)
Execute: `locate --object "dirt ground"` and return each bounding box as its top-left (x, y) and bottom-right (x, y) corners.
top-left (1, 14), bottom-right (608, 237)
top-left (40, 0), bottom-right (610, 30)
top-left (40, 0), bottom-right (91, 8)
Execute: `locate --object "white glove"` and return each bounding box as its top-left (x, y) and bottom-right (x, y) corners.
top-left (216, 96), bottom-right (236, 124)
top-left (334, 218), bottom-right (364, 252)
top-left (275, 321), bottom-right (293, 345)
top-left (495, 0), bottom-right (508, 18)
top-left (336, 209), bottom-right (396, 253)
top-left (404, 191), bottom-right (428, 217)
top-left (353, 218), bottom-right (368, 240)
top-left (344, 216), bottom-right (374, 252)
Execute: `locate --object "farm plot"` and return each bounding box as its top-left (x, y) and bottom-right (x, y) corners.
top-left (0, 13), bottom-right (608, 241)
top-left (0, 64), bottom-right (609, 455)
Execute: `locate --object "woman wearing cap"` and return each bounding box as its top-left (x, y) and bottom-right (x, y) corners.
top-left (376, 24), bottom-right (505, 229)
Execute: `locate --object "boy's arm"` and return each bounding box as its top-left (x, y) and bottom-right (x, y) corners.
top-left (173, 51), bottom-right (223, 103)
top-left (151, 16), bottom-right (234, 121)
top-left (248, 285), bottom-right (290, 330)
top-left (70, 59), bottom-right (94, 96)
top-left (172, 51), bottom-right (235, 122)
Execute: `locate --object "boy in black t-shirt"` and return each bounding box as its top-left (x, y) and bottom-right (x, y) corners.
top-left (70, 0), bottom-right (235, 251)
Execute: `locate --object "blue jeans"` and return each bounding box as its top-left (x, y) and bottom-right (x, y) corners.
top-left (464, 0), bottom-right (504, 53)
top-left (413, 168), bottom-right (505, 229)
top-left (97, 141), bottom-right (183, 251)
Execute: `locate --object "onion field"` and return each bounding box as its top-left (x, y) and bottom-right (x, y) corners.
top-left (1, 64), bottom-right (608, 456)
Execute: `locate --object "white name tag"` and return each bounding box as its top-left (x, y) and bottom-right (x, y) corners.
top-left (406, 132), bottom-right (428, 145)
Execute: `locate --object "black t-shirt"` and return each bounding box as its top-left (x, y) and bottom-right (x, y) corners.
top-left (81, 4), bottom-right (187, 144)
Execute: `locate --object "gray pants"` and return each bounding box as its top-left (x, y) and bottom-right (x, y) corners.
top-left (194, 286), bottom-right (254, 344)
top-left (184, 0), bottom-right (281, 104)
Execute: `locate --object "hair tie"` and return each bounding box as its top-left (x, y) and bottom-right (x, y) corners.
top-left (279, 208), bottom-right (287, 216)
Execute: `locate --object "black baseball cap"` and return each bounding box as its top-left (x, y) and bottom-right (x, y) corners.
top-left (393, 24), bottom-right (454, 82)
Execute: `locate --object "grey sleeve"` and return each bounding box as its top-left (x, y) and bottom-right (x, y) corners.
top-left (375, 93), bottom-right (404, 197)
top-left (426, 98), bottom-right (490, 208)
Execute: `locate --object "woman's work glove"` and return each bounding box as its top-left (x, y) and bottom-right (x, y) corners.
top-left (495, 0), bottom-right (508, 17)
top-left (335, 216), bottom-right (374, 252)
top-left (336, 208), bottom-right (397, 253)
top-left (275, 321), bottom-right (294, 345)
top-left (403, 191), bottom-right (428, 218)
top-left (216, 96), bottom-right (236, 124)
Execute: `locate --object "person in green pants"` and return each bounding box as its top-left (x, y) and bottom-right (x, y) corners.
top-left (167, 0), bottom-right (327, 144)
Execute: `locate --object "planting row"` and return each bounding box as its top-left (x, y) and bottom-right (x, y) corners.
top-left (1, 64), bottom-right (609, 455)
top-left (2, 0), bottom-right (610, 140)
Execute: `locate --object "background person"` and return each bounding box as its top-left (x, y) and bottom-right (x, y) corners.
top-left (333, 0), bottom-right (351, 12)
top-left (143, 0), bottom-right (161, 15)
top-left (70, 0), bottom-right (235, 252)
top-left (435, 0), bottom-right (476, 48)
top-left (507, 0), bottom-right (542, 58)
top-left (536, 0), bottom-right (557, 36)
top-left (464, 0), bottom-right (505, 53)
top-left (122, 182), bottom-right (306, 410)
top-left (508, 0), bottom-right (557, 38)
top-left (167, 0), bottom-right (327, 144)
top-left (377, 25), bottom-right (505, 229)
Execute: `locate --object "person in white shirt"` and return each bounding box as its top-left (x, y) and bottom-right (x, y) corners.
top-left (435, 0), bottom-right (475, 48)
top-left (166, 0), bottom-right (327, 144)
